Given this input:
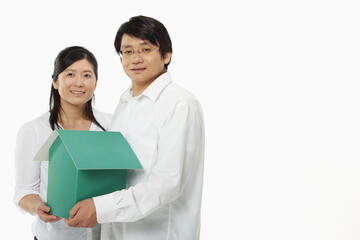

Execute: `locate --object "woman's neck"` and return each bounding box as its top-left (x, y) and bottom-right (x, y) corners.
top-left (58, 103), bottom-right (92, 130)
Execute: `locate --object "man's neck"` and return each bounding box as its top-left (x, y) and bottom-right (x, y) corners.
top-left (132, 71), bottom-right (166, 97)
top-left (132, 80), bottom-right (154, 97)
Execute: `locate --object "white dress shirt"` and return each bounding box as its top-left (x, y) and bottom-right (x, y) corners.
top-left (93, 72), bottom-right (205, 240)
top-left (14, 109), bottom-right (111, 240)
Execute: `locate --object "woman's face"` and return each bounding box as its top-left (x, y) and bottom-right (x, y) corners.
top-left (53, 59), bottom-right (97, 109)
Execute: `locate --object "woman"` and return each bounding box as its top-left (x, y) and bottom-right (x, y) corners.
top-left (14, 46), bottom-right (111, 240)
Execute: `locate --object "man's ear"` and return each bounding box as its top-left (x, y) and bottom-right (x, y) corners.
top-left (163, 52), bottom-right (172, 65)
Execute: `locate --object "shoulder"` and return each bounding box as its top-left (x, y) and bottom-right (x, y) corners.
top-left (92, 108), bottom-right (112, 130)
top-left (16, 112), bottom-right (53, 148)
top-left (155, 82), bottom-right (204, 127)
top-left (160, 82), bottom-right (202, 111)
top-left (167, 83), bottom-right (197, 101)
top-left (17, 112), bottom-right (51, 136)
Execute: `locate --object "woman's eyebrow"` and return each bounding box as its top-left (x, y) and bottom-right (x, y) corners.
top-left (63, 69), bottom-right (93, 73)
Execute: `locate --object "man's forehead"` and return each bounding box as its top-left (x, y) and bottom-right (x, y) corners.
top-left (121, 34), bottom-right (147, 46)
top-left (121, 34), bottom-right (157, 49)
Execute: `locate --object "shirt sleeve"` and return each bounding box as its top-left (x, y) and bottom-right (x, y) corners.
top-left (13, 122), bottom-right (42, 206)
top-left (93, 101), bottom-right (204, 223)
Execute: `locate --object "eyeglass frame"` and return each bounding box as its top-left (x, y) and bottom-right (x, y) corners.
top-left (118, 46), bottom-right (159, 59)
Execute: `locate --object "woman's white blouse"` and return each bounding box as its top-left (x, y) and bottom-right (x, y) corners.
top-left (14, 110), bottom-right (111, 240)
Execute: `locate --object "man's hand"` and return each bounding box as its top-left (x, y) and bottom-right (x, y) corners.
top-left (64, 198), bottom-right (98, 228)
top-left (35, 201), bottom-right (61, 223)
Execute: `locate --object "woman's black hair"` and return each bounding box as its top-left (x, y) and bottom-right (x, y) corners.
top-left (114, 15), bottom-right (173, 70)
top-left (49, 46), bottom-right (106, 131)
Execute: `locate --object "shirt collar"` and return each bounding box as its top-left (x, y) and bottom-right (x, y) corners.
top-left (120, 71), bottom-right (172, 103)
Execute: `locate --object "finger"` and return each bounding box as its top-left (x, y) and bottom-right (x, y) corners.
top-left (47, 217), bottom-right (62, 223)
top-left (39, 214), bottom-right (60, 223)
top-left (38, 210), bottom-right (60, 220)
top-left (36, 202), bottom-right (50, 213)
top-left (37, 205), bottom-right (54, 220)
top-left (68, 203), bottom-right (80, 221)
top-left (38, 204), bottom-right (51, 213)
top-left (67, 210), bottom-right (81, 227)
top-left (67, 219), bottom-right (78, 227)
top-left (67, 212), bottom-right (84, 227)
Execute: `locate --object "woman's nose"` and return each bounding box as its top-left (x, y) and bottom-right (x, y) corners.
top-left (74, 76), bottom-right (84, 86)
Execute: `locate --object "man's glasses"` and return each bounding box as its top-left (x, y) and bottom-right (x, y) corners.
top-left (119, 47), bottom-right (159, 59)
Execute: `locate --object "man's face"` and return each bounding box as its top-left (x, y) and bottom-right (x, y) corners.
top-left (120, 34), bottom-right (171, 93)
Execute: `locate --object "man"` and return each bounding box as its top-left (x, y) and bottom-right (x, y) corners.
top-left (65, 16), bottom-right (205, 240)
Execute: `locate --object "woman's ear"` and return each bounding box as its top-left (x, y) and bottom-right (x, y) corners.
top-left (52, 80), bottom-right (58, 89)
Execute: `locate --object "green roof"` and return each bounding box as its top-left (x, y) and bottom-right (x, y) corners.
top-left (34, 130), bottom-right (142, 170)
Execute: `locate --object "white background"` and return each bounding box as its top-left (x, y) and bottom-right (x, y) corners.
top-left (1, 0), bottom-right (360, 239)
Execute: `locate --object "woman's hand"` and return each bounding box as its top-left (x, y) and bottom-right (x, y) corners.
top-left (35, 201), bottom-right (61, 223)
top-left (19, 194), bottom-right (61, 223)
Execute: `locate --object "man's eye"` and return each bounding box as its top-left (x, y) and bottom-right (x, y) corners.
top-left (142, 48), bottom-right (151, 53)
top-left (123, 50), bottom-right (133, 55)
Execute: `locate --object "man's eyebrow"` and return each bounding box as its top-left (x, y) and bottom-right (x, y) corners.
top-left (121, 41), bottom-right (152, 49)
top-left (121, 44), bottom-right (132, 49)
top-left (140, 41), bottom-right (152, 46)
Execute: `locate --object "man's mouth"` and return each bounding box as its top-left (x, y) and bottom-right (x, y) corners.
top-left (131, 68), bottom-right (146, 73)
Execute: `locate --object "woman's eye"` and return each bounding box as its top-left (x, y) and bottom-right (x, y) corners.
top-left (66, 73), bottom-right (74, 77)
top-left (84, 74), bottom-right (92, 78)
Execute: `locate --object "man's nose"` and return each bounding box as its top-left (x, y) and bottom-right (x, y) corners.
top-left (132, 51), bottom-right (144, 63)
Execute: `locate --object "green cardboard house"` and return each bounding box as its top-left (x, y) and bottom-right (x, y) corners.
top-left (33, 130), bottom-right (142, 218)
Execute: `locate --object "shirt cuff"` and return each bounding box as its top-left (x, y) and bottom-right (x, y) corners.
top-left (93, 192), bottom-right (117, 223)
